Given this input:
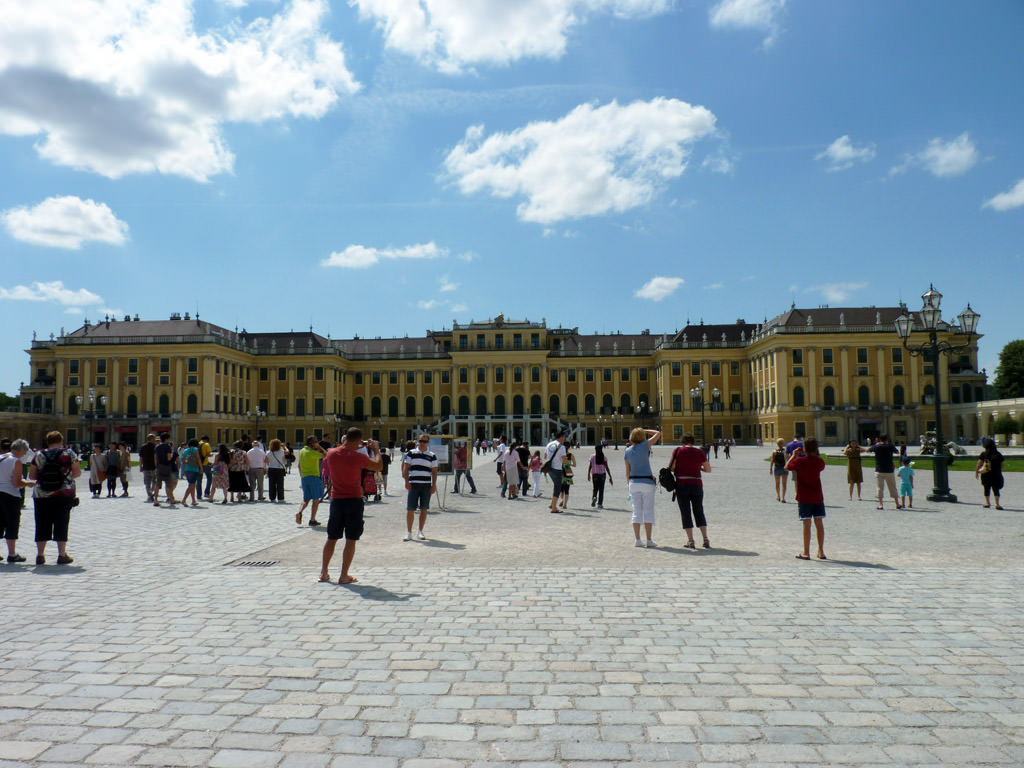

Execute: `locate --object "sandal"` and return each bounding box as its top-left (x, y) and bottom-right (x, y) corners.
top-left (296, 512), bottom-right (302, 524)
top-left (795, 554), bottom-right (811, 560)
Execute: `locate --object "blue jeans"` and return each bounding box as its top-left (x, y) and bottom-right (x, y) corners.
top-left (455, 468), bottom-right (476, 493)
top-left (202, 465), bottom-right (213, 496)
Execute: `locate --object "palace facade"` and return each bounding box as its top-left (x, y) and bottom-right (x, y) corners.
top-left (11, 305), bottom-right (988, 449)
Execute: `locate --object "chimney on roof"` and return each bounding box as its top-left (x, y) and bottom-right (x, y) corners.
top-left (170, 312), bottom-right (181, 321)
top-left (736, 318), bottom-right (745, 325)
top-left (184, 312), bottom-right (190, 320)
top-left (133, 314), bottom-right (140, 321)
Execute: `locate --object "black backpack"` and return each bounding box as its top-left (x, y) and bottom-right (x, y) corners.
top-left (37, 450), bottom-right (70, 492)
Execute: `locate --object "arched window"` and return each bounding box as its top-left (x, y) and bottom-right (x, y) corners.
top-left (405, 396), bottom-right (416, 417)
top-left (476, 395), bottom-right (487, 415)
top-left (423, 396), bottom-right (434, 418)
top-left (620, 393), bottom-right (632, 412)
top-left (354, 397), bottom-right (364, 419)
top-left (370, 397), bottom-right (381, 417)
top-left (158, 394), bottom-right (170, 417)
top-left (494, 395), bottom-right (506, 416)
top-left (126, 394), bottom-right (138, 417)
top-left (388, 397), bottom-right (399, 417)
top-left (823, 386), bottom-right (835, 408)
top-left (530, 395), bottom-right (541, 415)
top-left (567, 394), bottom-right (578, 416)
top-left (68, 395), bottom-right (79, 416)
top-left (602, 394), bottom-right (613, 414)
top-left (858, 385), bottom-right (870, 407)
top-left (922, 384), bottom-right (935, 403)
top-left (893, 385), bottom-right (905, 407)
top-left (186, 394), bottom-right (198, 414)
top-left (513, 395), bottom-right (524, 415)
top-left (549, 395), bottom-right (559, 415)
top-left (585, 394), bottom-right (595, 415)
top-left (793, 386), bottom-right (805, 407)
top-left (458, 396), bottom-right (469, 416)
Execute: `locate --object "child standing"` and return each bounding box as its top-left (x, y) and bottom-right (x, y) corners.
top-left (785, 437), bottom-right (827, 561)
top-left (897, 458), bottom-right (915, 509)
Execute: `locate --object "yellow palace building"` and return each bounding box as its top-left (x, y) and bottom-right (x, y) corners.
top-left (9, 305), bottom-right (986, 449)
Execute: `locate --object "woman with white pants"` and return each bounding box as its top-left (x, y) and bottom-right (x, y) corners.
top-left (624, 427), bottom-right (661, 548)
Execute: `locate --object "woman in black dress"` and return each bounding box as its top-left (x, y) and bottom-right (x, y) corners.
top-left (975, 439), bottom-right (1004, 509)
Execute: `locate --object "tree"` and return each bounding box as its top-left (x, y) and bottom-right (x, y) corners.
top-left (0, 392), bottom-right (18, 411)
top-left (991, 415), bottom-right (1019, 442)
top-left (993, 340), bottom-right (1024, 399)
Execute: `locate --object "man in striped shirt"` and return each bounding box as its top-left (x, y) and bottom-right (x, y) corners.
top-left (402, 434), bottom-right (439, 541)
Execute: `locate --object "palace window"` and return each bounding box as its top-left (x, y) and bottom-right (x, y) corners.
top-left (711, 361), bottom-right (720, 376)
top-left (672, 362), bottom-right (681, 376)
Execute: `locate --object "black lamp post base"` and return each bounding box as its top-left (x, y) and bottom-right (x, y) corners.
top-left (926, 491), bottom-right (958, 503)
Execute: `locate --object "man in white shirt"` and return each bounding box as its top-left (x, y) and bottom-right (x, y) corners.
top-left (545, 431), bottom-right (568, 513)
top-left (246, 440), bottom-right (268, 501)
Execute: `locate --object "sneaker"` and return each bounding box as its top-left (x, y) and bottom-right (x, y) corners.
top-left (634, 539), bottom-right (645, 548)
top-left (646, 540), bottom-right (657, 548)
top-left (57, 554), bottom-right (74, 565)
top-left (308, 520), bottom-right (319, 526)
top-left (416, 530), bottom-right (426, 540)
top-left (7, 553), bottom-right (26, 563)
top-left (36, 554), bottom-right (45, 565)
top-left (403, 532), bottom-right (412, 541)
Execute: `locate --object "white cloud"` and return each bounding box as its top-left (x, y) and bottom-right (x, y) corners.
top-left (0, 280), bottom-right (104, 306)
top-left (438, 276), bottom-right (459, 292)
top-left (2, 195), bottom-right (128, 249)
top-left (891, 132), bottom-right (979, 178)
top-left (983, 178), bottom-right (1024, 212)
top-left (703, 282), bottom-right (723, 290)
top-left (351, 0), bottom-right (671, 74)
top-left (455, 251), bottom-right (478, 262)
top-left (450, 303), bottom-right (468, 312)
top-left (0, 0), bottom-right (358, 181)
top-left (816, 135), bottom-right (875, 172)
top-left (322, 241), bottom-right (447, 269)
top-left (444, 98), bottom-right (717, 224)
top-left (709, 0), bottom-right (785, 46)
top-left (702, 153), bottom-right (734, 174)
top-left (417, 298), bottom-right (443, 310)
top-left (635, 276), bottom-right (683, 302)
top-left (807, 282), bottom-right (868, 302)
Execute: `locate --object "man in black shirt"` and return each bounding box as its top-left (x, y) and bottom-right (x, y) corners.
top-left (139, 433), bottom-right (158, 503)
top-left (869, 434), bottom-right (901, 509)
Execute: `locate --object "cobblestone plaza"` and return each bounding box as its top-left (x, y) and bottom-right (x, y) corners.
top-left (2, 446), bottom-right (1022, 767)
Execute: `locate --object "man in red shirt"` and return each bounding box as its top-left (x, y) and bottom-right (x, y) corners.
top-left (785, 437), bottom-right (827, 561)
top-left (668, 433), bottom-right (712, 549)
top-left (318, 427), bottom-right (382, 584)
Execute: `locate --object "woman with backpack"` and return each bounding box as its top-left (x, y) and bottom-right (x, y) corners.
top-left (668, 432), bottom-right (712, 549)
top-left (769, 437), bottom-right (788, 502)
top-left (29, 431), bottom-right (81, 565)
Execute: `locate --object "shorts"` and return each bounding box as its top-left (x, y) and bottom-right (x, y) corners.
top-left (327, 497), bottom-right (364, 541)
top-left (1, 492), bottom-right (22, 540)
top-left (798, 502), bottom-right (826, 520)
top-left (142, 470), bottom-right (157, 488)
top-left (773, 466), bottom-right (788, 477)
top-left (301, 476), bottom-right (324, 501)
top-left (548, 468), bottom-right (563, 497)
top-left (185, 470), bottom-right (201, 485)
top-left (34, 494), bottom-right (74, 542)
top-left (407, 483), bottom-right (432, 511)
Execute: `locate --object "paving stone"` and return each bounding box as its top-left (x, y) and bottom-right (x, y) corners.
top-left (0, 457), bottom-right (1021, 768)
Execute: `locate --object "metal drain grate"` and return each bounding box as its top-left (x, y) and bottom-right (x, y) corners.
top-left (233, 560), bottom-right (280, 567)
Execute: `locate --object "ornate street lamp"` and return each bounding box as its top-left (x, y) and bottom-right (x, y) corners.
top-left (894, 284), bottom-right (980, 502)
top-left (634, 402), bottom-right (654, 429)
top-left (76, 386), bottom-right (106, 447)
top-left (689, 379), bottom-right (720, 445)
top-left (246, 407), bottom-right (267, 443)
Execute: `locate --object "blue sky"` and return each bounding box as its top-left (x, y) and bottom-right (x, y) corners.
top-left (2, 0), bottom-right (1022, 395)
